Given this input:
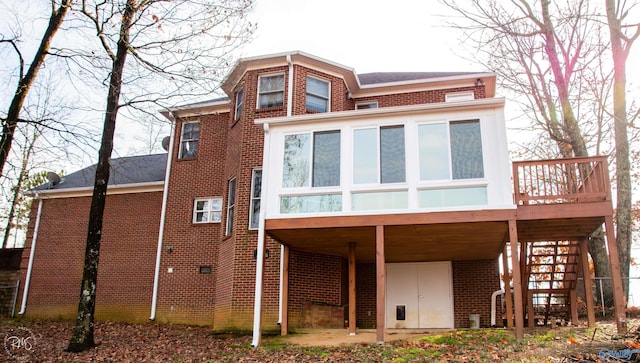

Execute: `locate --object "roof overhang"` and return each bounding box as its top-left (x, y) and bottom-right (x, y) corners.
top-left (222, 50), bottom-right (497, 98)
top-left (161, 99), bottom-right (230, 120)
top-left (255, 97), bottom-right (505, 127)
top-left (26, 181), bottom-right (164, 199)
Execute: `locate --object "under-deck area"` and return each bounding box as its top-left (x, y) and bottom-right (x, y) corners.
top-left (259, 156), bottom-right (627, 342)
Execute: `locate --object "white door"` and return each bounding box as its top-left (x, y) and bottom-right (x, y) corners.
top-left (386, 262), bottom-right (453, 329)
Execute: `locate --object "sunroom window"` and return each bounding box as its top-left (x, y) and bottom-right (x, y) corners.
top-left (418, 120), bottom-right (484, 181)
top-left (282, 130), bottom-right (340, 188)
top-left (353, 125), bottom-right (406, 184)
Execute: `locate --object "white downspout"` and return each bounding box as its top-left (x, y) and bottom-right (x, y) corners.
top-left (18, 196), bottom-right (43, 315)
top-left (252, 122), bottom-right (271, 347)
top-left (491, 289), bottom-right (504, 327)
top-left (149, 115), bottom-right (176, 320)
top-left (278, 54), bottom-right (294, 325)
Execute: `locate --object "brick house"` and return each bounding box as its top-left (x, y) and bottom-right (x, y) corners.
top-left (17, 51), bottom-right (626, 344)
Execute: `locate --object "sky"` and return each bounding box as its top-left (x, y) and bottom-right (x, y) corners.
top-left (241, 0), bottom-right (480, 74)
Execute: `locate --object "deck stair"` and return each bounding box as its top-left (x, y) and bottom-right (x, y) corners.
top-left (522, 241), bottom-right (580, 325)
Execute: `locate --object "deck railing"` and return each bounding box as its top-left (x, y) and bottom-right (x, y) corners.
top-left (513, 156), bottom-right (610, 206)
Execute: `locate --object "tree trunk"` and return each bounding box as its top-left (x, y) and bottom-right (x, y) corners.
top-left (66, 0), bottom-right (135, 353)
top-left (606, 0), bottom-right (632, 302)
top-left (587, 229), bottom-right (613, 307)
top-left (0, 0), bottom-right (72, 177)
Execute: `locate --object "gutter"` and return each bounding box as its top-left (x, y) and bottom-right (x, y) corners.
top-left (149, 114), bottom-right (176, 320)
top-left (252, 122), bottom-right (271, 348)
top-left (18, 196), bottom-right (43, 315)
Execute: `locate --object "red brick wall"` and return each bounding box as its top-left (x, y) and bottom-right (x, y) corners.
top-left (353, 86), bottom-right (485, 109)
top-left (452, 259), bottom-right (500, 328)
top-left (287, 251), bottom-right (345, 328)
top-left (17, 192), bottom-right (161, 322)
top-left (355, 263), bottom-right (376, 328)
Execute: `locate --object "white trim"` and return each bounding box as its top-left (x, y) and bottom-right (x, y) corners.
top-left (255, 97), bottom-right (505, 126)
top-left (27, 181), bottom-right (164, 199)
top-left (18, 198), bottom-right (43, 315)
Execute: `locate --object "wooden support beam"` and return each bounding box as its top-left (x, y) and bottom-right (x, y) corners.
top-left (604, 217), bottom-right (627, 334)
top-left (376, 225), bottom-right (385, 345)
top-left (579, 239), bottom-right (596, 327)
top-left (280, 245), bottom-right (289, 336)
top-left (509, 220), bottom-right (525, 339)
top-left (569, 289), bottom-right (578, 325)
top-left (502, 245), bottom-right (514, 329)
top-left (527, 291), bottom-right (535, 328)
top-left (348, 242), bottom-right (357, 336)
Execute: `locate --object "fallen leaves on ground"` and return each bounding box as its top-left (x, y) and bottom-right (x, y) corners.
top-left (0, 319), bottom-right (638, 362)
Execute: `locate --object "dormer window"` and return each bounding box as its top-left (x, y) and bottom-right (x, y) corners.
top-left (234, 88), bottom-right (244, 121)
top-left (306, 76), bottom-right (330, 112)
top-left (258, 74), bottom-right (285, 108)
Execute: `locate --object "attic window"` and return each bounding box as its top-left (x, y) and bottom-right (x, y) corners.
top-left (234, 88), bottom-right (244, 121)
top-left (179, 121), bottom-right (200, 159)
top-left (306, 76), bottom-right (330, 112)
top-left (445, 92), bottom-right (474, 102)
top-left (356, 101), bottom-right (378, 110)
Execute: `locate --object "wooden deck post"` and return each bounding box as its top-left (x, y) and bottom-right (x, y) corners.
top-left (375, 225), bottom-right (385, 345)
top-left (501, 245), bottom-right (514, 329)
top-left (508, 220), bottom-right (525, 339)
top-left (348, 242), bottom-right (357, 336)
top-left (280, 245), bottom-right (289, 336)
top-left (604, 217), bottom-right (627, 334)
top-left (527, 291), bottom-right (535, 328)
top-left (579, 239), bottom-right (596, 327)
top-left (569, 289), bottom-right (578, 325)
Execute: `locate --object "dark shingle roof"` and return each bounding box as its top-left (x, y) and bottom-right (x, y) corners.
top-left (33, 153), bottom-right (167, 191)
top-left (357, 72), bottom-right (478, 85)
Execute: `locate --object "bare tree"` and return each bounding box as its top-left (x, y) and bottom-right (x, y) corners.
top-left (0, 0), bottom-right (73, 177)
top-left (440, 0), bottom-right (635, 305)
top-left (65, 0), bottom-right (255, 352)
top-left (605, 0), bottom-right (640, 302)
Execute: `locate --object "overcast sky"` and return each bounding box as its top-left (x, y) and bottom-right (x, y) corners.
top-left (241, 0), bottom-right (480, 74)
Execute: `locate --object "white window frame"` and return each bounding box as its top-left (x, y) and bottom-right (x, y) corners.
top-left (234, 88), bottom-right (244, 121)
top-left (445, 91), bottom-right (474, 102)
top-left (226, 177), bottom-right (236, 235)
top-left (257, 73), bottom-right (285, 109)
top-left (305, 75), bottom-right (330, 112)
top-left (356, 101), bottom-right (378, 110)
top-left (193, 197), bottom-right (223, 224)
top-left (249, 168), bottom-right (262, 230)
top-left (178, 121), bottom-right (200, 159)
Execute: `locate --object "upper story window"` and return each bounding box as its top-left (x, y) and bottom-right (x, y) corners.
top-left (193, 197), bottom-right (222, 223)
top-left (356, 101), bottom-right (378, 110)
top-left (353, 125), bottom-right (406, 184)
top-left (306, 76), bottom-right (330, 112)
top-left (282, 130), bottom-right (341, 188)
top-left (249, 169), bottom-right (262, 230)
top-left (179, 121), bottom-right (200, 159)
top-left (234, 88), bottom-right (244, 121)
top-left (226, 177), bottom-right (236, 235)
top-left (418, 120), bottom-right (484, 181)
top-left (258, 74), bottom-right (285, 109)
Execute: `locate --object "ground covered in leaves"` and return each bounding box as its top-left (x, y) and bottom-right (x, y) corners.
top-left (1, 318), bottom-right (638, 362)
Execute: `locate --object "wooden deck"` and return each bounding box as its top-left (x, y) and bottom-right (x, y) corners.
top-left (262, 156), bottom-right (627, 340)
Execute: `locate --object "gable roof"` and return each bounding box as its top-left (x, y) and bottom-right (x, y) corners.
top-left (32, 153), bottom-right (167, 192)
